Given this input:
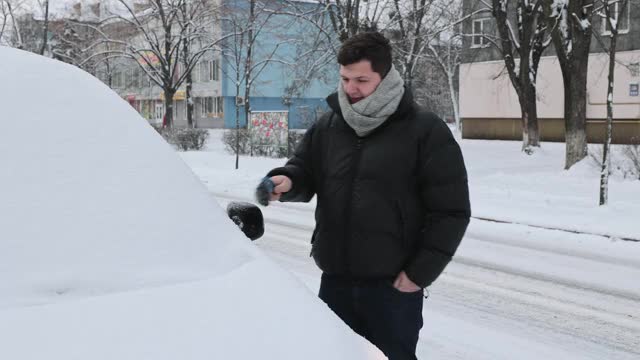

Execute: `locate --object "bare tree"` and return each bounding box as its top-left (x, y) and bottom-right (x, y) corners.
top-left (392, 0), bottom-right (491, 132)
top-left (388, 0), bottom-right (446, 88)
top-left (598, 0), bottom-right (627, 205)
top-left (281, 8), bottom-right (335, 108)
top-left (38, 0), bottom-right (49, 55)
top-left (253, 0), bottom-right (496, 140)
top-left (82, 0), bottom-right (225, 128)
top-left (220, 0), bottom-right (293, 169)
top-left (426, 35), bottom-right (462, 131)
top-left (1, 0), bottom-right (53, 54)
top-left (545, 0), bottom-right (594, 169)
top-left (280, 18), bottom-right (335, 155)
top-left (51, 17), bottom-right (103, 73)
top-left (0, 1), bottom-right (10, 43)
top-left (420, 0), bottom-right (471, 132)
top-left (317, 0), bottom-right (453, 92)
top-left (282, 47), bottom-right (333, 111)
top-left (488, 0), bottom-right (555, 153)
top-left (86, 34), bottom-right (118, 88)
top-left (220, 6), bottom-right (246, 169)
top-left (277, 0), bottom-right (450, 89)
top-left (288, 0), bottom-right (394, 43)
top-left (176, 0), bottom-right (214, 128)
top-left (4, 0), bottom-right (26, 49)
top-left (13, 14), bottom-right (42, 51)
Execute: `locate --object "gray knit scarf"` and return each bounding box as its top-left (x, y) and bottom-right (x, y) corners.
top-left (338, 65), bottom-right (405, 137)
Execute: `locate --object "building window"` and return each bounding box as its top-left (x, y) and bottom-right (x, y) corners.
top-left (630, 63), bottom-right (640, 77)
top-left (602, 1), bottom-right (630, 34)
top-left (210, 60), bottom-right (219, 81)
top-left (472, 19), bottom-right (490, 48)
top-left (124, 69), bottom-right (131, 88)
top-left (130, 67), bottom-right (140, 89)
top-left (216, 96), bottom-right (223, 113)
top-left (200, 97), bottom-right (210, 116)
top-left (139, 68), bottom-right (146, 88)
top-left (154, 101), bottom-right (165, 120)
top-left (112, 70), bottom-right (123, 88)
top-left (199, 61), bottom-right (208, 82)
top-left (199, 96), bottom-right (224, 117)
top-left (196, 60), bottom-right (220, 82)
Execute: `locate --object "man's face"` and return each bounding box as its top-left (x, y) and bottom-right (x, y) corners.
top-left (339, 60), bottom-right (382, 103)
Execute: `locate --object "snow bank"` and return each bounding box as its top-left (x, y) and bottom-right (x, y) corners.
top-left (0, 47), bottom-right (382, 359)
top-left (184, 131), bottom-right (640, 241)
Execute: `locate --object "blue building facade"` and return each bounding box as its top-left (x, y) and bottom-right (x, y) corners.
top-left (222, 96), bottom-right (330, 129)
top-left (220, 0), bottom-right (337, 129)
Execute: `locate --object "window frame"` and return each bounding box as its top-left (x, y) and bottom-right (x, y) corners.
top-left (199, 97), bottom-right (206, 117)
top-left (215, 96), bottom-right (223, 114)
top-left (471, 18), bottom-right (491, 48)
top-left (601, 1), bottom-right (630, 35)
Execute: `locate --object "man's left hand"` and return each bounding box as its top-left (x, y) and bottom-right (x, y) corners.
top-left (393, 271), bottom-right (421, 293)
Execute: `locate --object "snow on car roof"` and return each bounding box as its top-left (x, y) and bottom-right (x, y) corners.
top-left (0, 47), bottom-right (383, 360)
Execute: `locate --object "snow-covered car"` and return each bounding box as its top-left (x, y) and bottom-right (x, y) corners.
top-left (0, 47), bottom-right (384, 360)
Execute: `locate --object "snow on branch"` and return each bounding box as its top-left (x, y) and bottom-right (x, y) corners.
top-left (506, 19), bottom-right (520, 50)
top-left (571, 12), bottom-right (591, 31)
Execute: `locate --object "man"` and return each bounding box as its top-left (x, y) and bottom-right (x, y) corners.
top-left (259, 32), bottom-right (470, 359)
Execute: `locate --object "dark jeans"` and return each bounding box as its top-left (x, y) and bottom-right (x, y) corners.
top-left (319, 273), bottom-right (424, 360)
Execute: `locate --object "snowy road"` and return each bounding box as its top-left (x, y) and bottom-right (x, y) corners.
top-left (214, 193), bottom-right (640, 360)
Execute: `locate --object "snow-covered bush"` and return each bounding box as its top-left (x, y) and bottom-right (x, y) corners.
top-left (589, 143), bottom-right (640, 180)
top-left (173, 128), bottom-right (209, 151)
top-left (155, 127), bottom-right (209, 151)
top-left (287, 130), bottom-right (305, 155)
top-left (223, 129), bottom-right (306, 159)
top-left (622, 139), bottom-right (640, 180)
top-left (223, 129), bottom-right (251, 155)
top-left (589, 145), bottom-right (605, 168)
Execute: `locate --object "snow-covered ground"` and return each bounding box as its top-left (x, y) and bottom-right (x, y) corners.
top-left (180, 130), bottom-right (640, 359)
top-left (2, 44), bottom-right (638, 359)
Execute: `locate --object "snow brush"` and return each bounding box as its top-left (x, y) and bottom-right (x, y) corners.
top-left (255, 177), bottom-right (275, 206)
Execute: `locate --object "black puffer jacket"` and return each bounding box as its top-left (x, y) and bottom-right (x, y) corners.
top-left (267, 89), bottom-right (470, 288)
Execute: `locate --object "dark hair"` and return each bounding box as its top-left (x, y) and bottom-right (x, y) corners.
top-left (337, 32), bottom-right (392, 77)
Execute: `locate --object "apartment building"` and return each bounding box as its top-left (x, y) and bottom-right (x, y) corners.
top-left (460, 0), bottom-right (640, 143)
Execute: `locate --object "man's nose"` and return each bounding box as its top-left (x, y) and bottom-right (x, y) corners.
top-left (344, 81), bottom-right (356, 94)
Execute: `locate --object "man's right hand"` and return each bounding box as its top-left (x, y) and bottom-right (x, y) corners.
top-left (269, 175), bottom-right (292, 201)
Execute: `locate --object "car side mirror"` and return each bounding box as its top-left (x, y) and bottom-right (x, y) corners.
top-left (227, 201), bottom-right (264, 241)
